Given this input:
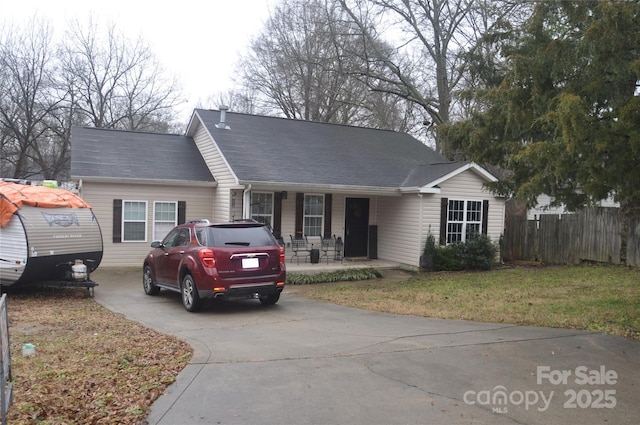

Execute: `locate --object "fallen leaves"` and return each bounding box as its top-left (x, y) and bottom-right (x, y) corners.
top-left (5, 287), bottom-right (192, 424)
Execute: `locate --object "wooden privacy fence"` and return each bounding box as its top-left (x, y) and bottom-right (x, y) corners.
top-left (504, 207), bottom-right (640, 267)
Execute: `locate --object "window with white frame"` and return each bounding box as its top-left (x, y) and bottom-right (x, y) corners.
top-left (123, 201), bottom-right (147, 242)
top-left (153, 201), bottom-right (178, 241)
top-left (446, 199), bottom-right (482, 244)
top-left (304, 194), bottom-right (324, 236)
top-left (251, 192), bottom-right (273, 229)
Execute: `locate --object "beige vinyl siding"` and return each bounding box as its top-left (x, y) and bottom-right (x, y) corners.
top-left (79, 181), bottom-right (214, 267)
top-left (230, 189), bottom-right (243, 221)
top-left (377, 195), bottom-right (423, 266)
top-left (192, 125), bottom-right (237, 221)
top-left (332, 195), bottom-right (346, 238)
top-left (280, 196), bottom-right (296, 243)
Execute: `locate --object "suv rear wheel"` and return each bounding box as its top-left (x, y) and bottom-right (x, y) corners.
top-left (181, 273), bottom-right (202, 312)
top-left (143, 265), bottom-right (160, 295)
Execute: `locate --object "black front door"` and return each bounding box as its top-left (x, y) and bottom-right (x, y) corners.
top-left (344, 198), bottom-right (369, 258)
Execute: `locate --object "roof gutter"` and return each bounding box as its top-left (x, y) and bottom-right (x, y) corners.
top-left (238, 180), bottom-right (402, 196)
top-left (71, 176), bottom-right (217, 187)
top-left (399, 186), bottom-right (441, 194)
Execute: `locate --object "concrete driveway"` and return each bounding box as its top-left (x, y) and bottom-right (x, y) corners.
top-left (91, 268), bottom-right (639, 425)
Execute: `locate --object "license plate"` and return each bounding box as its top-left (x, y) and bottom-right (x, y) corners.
top-left (242, 258), bottom-right (259, 269)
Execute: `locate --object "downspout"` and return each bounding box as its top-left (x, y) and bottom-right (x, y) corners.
top-left (418, 193), bottom-right (424, 267)
top-left (242, 184), bottom-right (252, 219)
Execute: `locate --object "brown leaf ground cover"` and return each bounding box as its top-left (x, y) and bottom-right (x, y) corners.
top-left (5, 287), bottom-right (192, 425)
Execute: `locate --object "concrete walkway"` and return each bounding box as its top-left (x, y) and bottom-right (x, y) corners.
top-left (91, 267), bottom-right (639, 425)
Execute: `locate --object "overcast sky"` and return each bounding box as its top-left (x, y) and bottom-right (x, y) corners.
top-left (1, 0), bottom-right (275, 121)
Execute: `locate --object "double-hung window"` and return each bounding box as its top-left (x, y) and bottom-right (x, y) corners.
top-left (123, 201), bottom-right (147, 242)
top-left (303, 194), bottom-right (324, 237)
top-left (251, 192), bottom-right (274, 229)
top-left (446, 199), bottom-right (483, 244)
top-left (153, 201), bottom-right (177, 241)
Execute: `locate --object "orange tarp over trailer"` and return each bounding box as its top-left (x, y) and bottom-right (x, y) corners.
top-left (0, 181), bottom-right (92, 228)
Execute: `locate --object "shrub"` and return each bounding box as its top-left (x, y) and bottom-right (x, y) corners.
top-left (420, 232), bottom-right (437, 269)
top-left (286, 268), bottom-right (382, 285)
top-left (433, 244), bottom-right (463, 271)
top-left (457, 234), bottom-right (498, 270)
top-left (431, 234), bottom-right (498, 271)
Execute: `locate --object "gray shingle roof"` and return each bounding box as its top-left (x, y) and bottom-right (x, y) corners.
top-left (71, 127), bottom-right (214, 182)
top-left (71, 111), bottom-right (493, 189)
top-left (194, 109), bottom-right (463, 188)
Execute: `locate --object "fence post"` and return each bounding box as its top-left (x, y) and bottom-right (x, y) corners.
top-left (627, 218), bottom-right (640, 267)
top-left (0, 294), bottom-right (13, 425)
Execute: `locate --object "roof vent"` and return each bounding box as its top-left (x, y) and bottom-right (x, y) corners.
top-left (216, 105), bottom-right (231, 130)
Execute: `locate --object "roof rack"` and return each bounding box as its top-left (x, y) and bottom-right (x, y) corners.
top-left (232, 219), bottom-right (261, 223)
top-left (188, 219), bottom-right (210, 224)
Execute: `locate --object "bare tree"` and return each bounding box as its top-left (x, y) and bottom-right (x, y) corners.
top-left (1, 15), bottom-right (187, 180)
top-left (237, 0), bottom-right (416, 131)
top-left (0, 18), bottom-right (65, 179)
top-left (196, 89), bottom-right (260, 115)
top-left (336, 0), bottom-right (523, 156)
top-left (59, 18), bottom-right (183, 132)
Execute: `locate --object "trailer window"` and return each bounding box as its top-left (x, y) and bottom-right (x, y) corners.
top-left (123, 201), bottom-right (147, 242)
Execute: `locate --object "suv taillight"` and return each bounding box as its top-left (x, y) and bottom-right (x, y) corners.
top-left (279, 245), bottom-right (285, 265)
top-left (199, 248), bottom-right (216, 268)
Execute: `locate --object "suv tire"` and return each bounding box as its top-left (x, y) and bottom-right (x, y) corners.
top-left (143, 265), bottom-right (160, 295)
top-left (181, 273), bottom-right (202, 312)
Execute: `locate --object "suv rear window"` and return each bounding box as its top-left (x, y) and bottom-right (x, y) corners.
top-left (196, 225), bottom-right (277, 247)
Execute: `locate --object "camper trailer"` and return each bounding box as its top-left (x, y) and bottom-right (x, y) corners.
top-left (0, 181), bottom-right (103, 289)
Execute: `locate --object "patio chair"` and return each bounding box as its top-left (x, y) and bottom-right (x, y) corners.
top-left (319, 235), bottom-right (336, 264)
top-left (290, 235), bottom-right (310, 264)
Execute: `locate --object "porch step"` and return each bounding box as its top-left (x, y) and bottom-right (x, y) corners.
top-left (344, 257), bottom-right (370, 262)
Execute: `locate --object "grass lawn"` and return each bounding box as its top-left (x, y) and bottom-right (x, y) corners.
top-left (289, 264), bottom-right (640, 339)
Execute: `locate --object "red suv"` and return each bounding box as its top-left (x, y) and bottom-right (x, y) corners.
top-left (143, 220), bottom-right (286, 312)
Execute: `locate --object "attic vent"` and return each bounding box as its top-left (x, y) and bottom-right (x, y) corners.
top-left (216, 105), bottom-right (231, 130)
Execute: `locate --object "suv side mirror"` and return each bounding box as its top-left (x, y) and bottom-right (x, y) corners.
top-left (151, 241), bottom-right (164, 248)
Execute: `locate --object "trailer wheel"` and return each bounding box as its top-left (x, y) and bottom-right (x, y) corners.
top-left (143, 265), bottom-right (160, 295)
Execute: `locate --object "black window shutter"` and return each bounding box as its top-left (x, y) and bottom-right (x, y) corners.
top-left (439, 198), bottom-right (448, 245)
top-left (178, 201), bottom-right (186, 224)
top-left (482, 200), bottom-right (489, 235)
top-left (295, 193), bottom-right (304, 238)
top-left (273, 192), bottom-right (283, 239)
top-left (113, 199), bottom-right (122, 243)
top-left (323, 194), bottom-right (332, 238)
